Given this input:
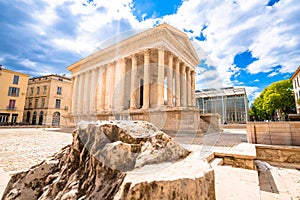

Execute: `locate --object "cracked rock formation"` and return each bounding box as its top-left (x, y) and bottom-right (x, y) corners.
top-left (2, 121), bottom-right (215, 200)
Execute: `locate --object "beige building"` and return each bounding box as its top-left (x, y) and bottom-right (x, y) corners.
top-left (291, 65), bottom-right (300, 113)
top-left (23, 74), bottom-right (72, 126)
top-left (67, 23), bottom-right (202, 132)
top-left (0, 66), bottom-right (29, 124)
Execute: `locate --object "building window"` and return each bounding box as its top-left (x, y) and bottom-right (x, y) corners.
top-left (35, 98), bottom-right (39, 108)
top-left (57, 87), bottom-right (62, 95)
top-left (13, 75), bottom-right (19, 85)
top-left (0, 114), bottom-right (9, 123)
top-left (11, 114), bottom-right (18, 123)
top-left (30, 87), bottom-right (34, 95)
top-left (58, 78), bottom-right (63, 81)
top-left (8, 87), bottom-right (20, 97)
top-left (41, 98), bottom-right (45, 108)
top-left (8, 99), bottom-right (16, 110)
top-left (28, 98), bottom-right (32, 108)
top-left (43, 86), bottom-right (47, 94)
top-left (36, 87), bottom-right (40, 95)
top-left (55, 99), bottom-right (61, 109)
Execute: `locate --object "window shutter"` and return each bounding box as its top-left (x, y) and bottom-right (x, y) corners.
top-left (16, 88), bottom-right (20, 97)
top-left (8, 87), bottom-right (11, 96)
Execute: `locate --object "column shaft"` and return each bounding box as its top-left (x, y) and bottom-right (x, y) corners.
top-left (71, 75), bottom-right (79, 114)
top-left (191, 71), bottom-right (196, 107)
top-left (78, 74), bottom-right (85, 113)
top-left (100, 67), bottom-right (106, 111)
top-left (89, 69), bottom-right (97, 113)
top-left (105, 65), bottom-right (112, 110)
top-left (157, 49), bottom-right (165, 106)
top-left (119, 58), bottom-right (126, 110)
top-left (143, 50), bottom-right (150, 109)
top-left (130, 55), bottom-right (137, 109)
top-left (175, 60), bottom-right (181, 107)
top-left (110, 63), bottom-right (116, 111)
top-left (95, 67), bottom-right (102, 112)
top-left (167, 53), bottom-right (173, 107)
top-left (114, 59), bottom-right (126, 111)
top-left (180, 64), bottom-right (187, 107)
top-left (186, 68), bottom-right (192, 106)
top-left (83, 71), bottom-right (91, 113)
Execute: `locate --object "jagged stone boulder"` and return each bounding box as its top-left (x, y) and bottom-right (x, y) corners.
top-left (2, 121), bottom-right (215, 200)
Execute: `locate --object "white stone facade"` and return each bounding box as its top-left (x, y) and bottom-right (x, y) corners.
top-left (67, 23), bottom-right (201, 132)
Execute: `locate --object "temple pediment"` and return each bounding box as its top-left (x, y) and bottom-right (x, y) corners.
top-left (67, 23), bottom-right (200, 73)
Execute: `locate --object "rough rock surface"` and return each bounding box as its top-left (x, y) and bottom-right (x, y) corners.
top-left (2, 121), bottom-right (215, 200)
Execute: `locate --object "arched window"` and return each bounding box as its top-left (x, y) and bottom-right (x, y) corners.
top-left (38, 111), bottom-right (44, 125)
top-left (52, 112), bottom-right (60, 126)
top-left (26, 111), bottom-right (30, 123)
top-left (32, 111), bottom-right (37, 125)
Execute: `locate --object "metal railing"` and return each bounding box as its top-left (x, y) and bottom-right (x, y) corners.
top-left (6, 106), bottom-right (17, 110)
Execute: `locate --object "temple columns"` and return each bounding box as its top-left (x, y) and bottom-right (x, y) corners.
top-left (73, 48), bottom-right (198, 119)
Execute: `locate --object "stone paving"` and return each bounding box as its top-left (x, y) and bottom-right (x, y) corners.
top-left (0, 128), bottom-right (72, 173)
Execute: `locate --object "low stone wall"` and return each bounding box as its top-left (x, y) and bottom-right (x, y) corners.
top-left (256, 144), bottom-right (300, 164)
top-left (246, 122), bottom-right (300, 146)
top-left (222, 123), bottom-right (246, 129)
top-left (200, 113), bottom-right (221, 133)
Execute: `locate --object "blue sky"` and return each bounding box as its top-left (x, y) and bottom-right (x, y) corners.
top-left (0, 0), bottom-right (299, 104)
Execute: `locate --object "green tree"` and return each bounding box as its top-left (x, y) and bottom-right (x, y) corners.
top-left (250, 79), bottom-right (296, 121)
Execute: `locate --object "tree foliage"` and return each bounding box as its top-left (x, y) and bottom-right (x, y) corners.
top-left (250, 79), bottom-right (296, 121)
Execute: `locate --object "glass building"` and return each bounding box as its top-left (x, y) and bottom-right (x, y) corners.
top-left (195, 87), bottom-right (249, 124)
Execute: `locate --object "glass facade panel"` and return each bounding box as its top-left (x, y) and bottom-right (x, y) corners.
top-left (196, 88), bottom-right (248, 124)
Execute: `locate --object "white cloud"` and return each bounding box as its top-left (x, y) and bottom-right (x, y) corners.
top-left (19, 59), bottom-right (37, 68)
top-left (267, 71), bottom-right (278, 77)
top-left (247, 0), bottom-right (300, 74)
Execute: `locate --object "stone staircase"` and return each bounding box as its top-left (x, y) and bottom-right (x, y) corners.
top-left (207, 143), bottom-right (260, 200)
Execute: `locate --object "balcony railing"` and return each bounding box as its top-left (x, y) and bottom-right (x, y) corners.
top-left (8, 93), bottom-right (18, 97)
top-left (7, 106), bottom-right (17, 110)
